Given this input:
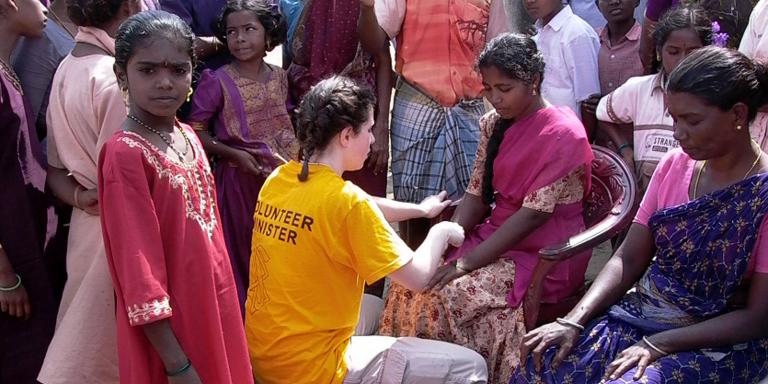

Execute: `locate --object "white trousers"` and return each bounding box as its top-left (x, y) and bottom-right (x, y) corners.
top-left (344, 295), bottom-right (488, 384)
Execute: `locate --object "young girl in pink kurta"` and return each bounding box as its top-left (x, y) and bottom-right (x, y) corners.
top-left (98, 11), bottom-right (253, 384)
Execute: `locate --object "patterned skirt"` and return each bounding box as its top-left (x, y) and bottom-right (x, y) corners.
top-left (378, 259), bottom-right (526, 383)
top-left (510, 314), bottom-right (768, 384)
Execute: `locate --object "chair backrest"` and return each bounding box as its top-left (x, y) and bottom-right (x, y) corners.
top-left (584, 145), bottom-right (637, 226)
top-left (528, 145), bottom-right (638, 328)
top-left (538, 145), bottom-right (638, 259)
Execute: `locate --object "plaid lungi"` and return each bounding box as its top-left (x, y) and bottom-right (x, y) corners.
top-left (390, 79), bottom-right (484, 203)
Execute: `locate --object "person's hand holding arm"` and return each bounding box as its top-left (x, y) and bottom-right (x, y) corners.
top-left (388, 221), bottom-right (465, 291)
top-left (451, 193), bottom-right (490, 232)
top-left (599, 121), bottom-right (635, 169)
top-left (425, 206), bottom-right (551, 289)
top-left (194, 130), bottom-right (271, 176)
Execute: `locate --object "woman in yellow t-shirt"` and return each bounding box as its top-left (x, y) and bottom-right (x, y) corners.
top-left (245, 76), bottom-right (489, 384)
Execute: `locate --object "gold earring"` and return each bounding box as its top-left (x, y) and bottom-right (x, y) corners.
top-left (186, 87), bottom-right (194, 103)
top-left (122, 88), bottom-right (130, 107)
top-left (656, 53), bottom-right (661, 62)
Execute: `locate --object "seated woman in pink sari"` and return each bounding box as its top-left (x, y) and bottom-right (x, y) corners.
top-left (378, 33), bottom-right (594, 383)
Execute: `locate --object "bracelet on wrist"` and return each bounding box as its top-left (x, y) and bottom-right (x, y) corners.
top-left (166, 359), bottom-right (192, 377)
top-left (455, 260), bottom-right (472, 274)
top-left (556, 317), bottom-right (585, 331)
top-left (616, 143), bottom-right (633, 154)
top-left (73, 186), bottom-right (84, 209)
top-left (642, 336), bottom-right (669, 356)
top-left (0, 274), bottom-right (22, 292)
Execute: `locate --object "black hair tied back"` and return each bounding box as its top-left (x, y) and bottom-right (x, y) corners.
top-left (667, 46), bottom-right (768, 123)
top-left (114, 10), bottom-right (197, 70)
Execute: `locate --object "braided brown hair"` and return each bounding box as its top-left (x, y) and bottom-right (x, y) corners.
top-left (295, 76), bottom-right (376, 181)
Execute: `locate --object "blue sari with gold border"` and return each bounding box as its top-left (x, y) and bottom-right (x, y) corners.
top-left (512, 173), bottom-right (768, 384)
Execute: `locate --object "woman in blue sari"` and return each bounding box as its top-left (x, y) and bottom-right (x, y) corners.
top-left (512, 46), bottom-right (768, 384)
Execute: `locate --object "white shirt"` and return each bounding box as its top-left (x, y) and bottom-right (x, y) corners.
top-left (739, 0), bottom-right (768, 62)
top-left (739, 0), bottom-right (768, 151)
top-left (597, 73), bottom-right (676, 182)
top-left (534, 5), bottom-right (601, 119)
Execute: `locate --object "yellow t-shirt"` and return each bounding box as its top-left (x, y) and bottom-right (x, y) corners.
top-left (245, 162), bottom-right (411, 384)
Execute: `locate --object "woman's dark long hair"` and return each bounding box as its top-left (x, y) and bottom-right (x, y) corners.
top-left (476, 33), bottom-right (545, 205)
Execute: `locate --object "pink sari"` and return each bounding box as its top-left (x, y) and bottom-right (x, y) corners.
top-left (379, 106), bottom-right (593, 383)
top-left (447, 106), bottom-right (593, 306)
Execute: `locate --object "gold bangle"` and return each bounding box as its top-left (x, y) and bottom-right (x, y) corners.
top-left (73, 186), bottom-right (84, 209)
top-left (455, 261), bottom-right (472, 274)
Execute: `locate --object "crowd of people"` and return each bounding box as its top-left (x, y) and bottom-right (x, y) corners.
top-left (1, 0), bottom-right (767, 383)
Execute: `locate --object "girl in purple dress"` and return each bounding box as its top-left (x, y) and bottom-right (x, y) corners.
top-left (187, 0), bottom-right (297, 314)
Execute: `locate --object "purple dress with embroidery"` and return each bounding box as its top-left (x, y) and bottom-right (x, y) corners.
top-left (187, 64), bottom-right (297, 313)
